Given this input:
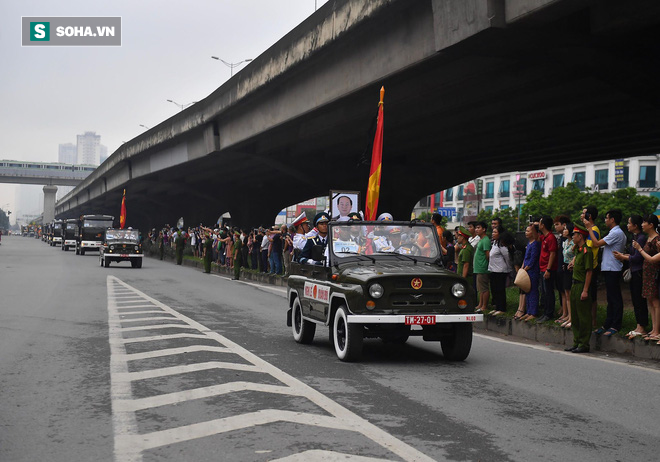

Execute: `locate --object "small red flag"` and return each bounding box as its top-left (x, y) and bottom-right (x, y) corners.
top-left (120, 189), bottom-right (126, 229)
top-left (365, 87), bottom-right (384, 221)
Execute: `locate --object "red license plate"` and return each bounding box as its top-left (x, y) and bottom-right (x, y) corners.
top-left (120, 254), bottom-right (129, 257)
top-left (405, 315), bottom-right (436, 325)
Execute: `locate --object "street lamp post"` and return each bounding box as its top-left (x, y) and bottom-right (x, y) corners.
top-left (166, 99), bottom-right (196, 111)
top-left (210, 57), bottom-right (252, 76)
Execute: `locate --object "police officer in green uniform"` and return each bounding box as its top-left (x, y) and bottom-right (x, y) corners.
top-left (175, 229), bottom-right (185, 265)
top-left (203, 230), bottom-right (213, 273)
top-left (565, 223), bottom-right (593, 353)
top-left (232, 230), bottom-right (242, 280)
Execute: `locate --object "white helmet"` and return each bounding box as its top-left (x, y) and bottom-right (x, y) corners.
top-left (377, 212), bottom-right (393, 222)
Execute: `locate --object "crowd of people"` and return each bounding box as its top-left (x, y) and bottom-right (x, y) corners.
top-left (147, 222), bottom-right (296, 280)
top-left (145, 204), bottom-right (660, 353)
top-left (442, 206), bottom-right (660, 353)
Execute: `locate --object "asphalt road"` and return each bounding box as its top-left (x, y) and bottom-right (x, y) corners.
top-left (1, 236), bottom-right (659, 462)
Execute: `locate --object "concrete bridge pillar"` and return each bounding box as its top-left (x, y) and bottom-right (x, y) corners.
top-left (43, 185), bottom-right (58, 224)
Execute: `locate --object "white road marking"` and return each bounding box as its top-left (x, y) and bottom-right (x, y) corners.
top-left (272, 450), bottom-right (392, 461)
top-left (119, 323), bottom-right (194, 332)
top-left (115, 333), bottom-right (209, 344)
top-left (114, 316), bottom-right (178, 323)
top-left (115, 345), bottom-right (232, 361)
top-left (113, 361), bottom-right (260, 382)
top-left (107, 275), bottom-right (434, 462)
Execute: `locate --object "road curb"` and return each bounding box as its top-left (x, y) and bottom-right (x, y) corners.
top-left (477, 314), bottom-right (660, 360)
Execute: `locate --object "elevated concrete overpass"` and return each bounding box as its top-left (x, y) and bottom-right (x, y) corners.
top-left (56, 0), bottom-right (660, 229)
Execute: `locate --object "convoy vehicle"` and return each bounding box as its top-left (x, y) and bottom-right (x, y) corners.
top-left (76, 215), bottom-right (114, 255)
top-left (61, 219), bottom-right (78, 251)
top-left (50, 220), bottom-right (63, 247)
top-left (43, 223), bottom-right (52, 243)
top-left (99, 228), bottom-right (143, 268)
top-left (287, 221), bottom-right (482, 362)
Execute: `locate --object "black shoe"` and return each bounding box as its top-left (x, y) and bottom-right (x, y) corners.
top-left (564, 346), bottom-right (577, 352)
top-left (536, 315), bottom-right (550, 323)
top-left (572, 346), bottom-right (590, 354)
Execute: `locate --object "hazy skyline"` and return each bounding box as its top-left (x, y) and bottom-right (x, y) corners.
top-left (0, 0), bottom-right (328, 221)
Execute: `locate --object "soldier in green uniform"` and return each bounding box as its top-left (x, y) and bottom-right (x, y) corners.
top-left (203, 230), bottom-right (213, 273)
top-left (175, 229), bottom-right (185, 265)
top-left (565, 224), bottom-right (593, 353)
top-left (232, 230), bottom-right (243, 280)
top-left (456, 226), bottom-right (474, 282)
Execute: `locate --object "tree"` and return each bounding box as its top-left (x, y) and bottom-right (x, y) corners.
top-left (521, 185), bottom-right (659, 232)
top-left (417, 211), bottom-right (447, 227)
top-left (476, 207), bottom-right (521, 233)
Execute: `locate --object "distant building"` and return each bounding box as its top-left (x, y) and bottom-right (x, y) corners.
top-left (77, 131), bottom-right (101, 165)
top-left (58, 143), bottom-right (77, 164)
top-left (99, 145), bottom-right (109, 164)
top-left (413, 154), bottom-right (660, 224)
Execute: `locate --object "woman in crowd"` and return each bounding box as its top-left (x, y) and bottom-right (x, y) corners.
top-left (441, 229), bottom-right (456, 272)
top-left (631, 214), bottom-right (660, 342)
top-left (558, 224), bottom-right (575, 328)
top-left (488, 225), bottom-right (514, 316)
top-left (614, 214), bottom-right (648, 339)
top-left (520, 224), bottom-right (541, 321)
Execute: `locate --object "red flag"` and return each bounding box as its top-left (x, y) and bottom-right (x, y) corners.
top-left (120, 189), bottom-right (126, 229)
top-left (365, 87), bottom-right (384, 221)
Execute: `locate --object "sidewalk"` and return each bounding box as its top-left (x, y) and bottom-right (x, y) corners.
top-left (155, 254), bottom-right (660, 362)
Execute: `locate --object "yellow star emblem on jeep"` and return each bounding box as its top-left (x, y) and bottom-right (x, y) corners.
top-left (411, 278), bottom-right (423, 290)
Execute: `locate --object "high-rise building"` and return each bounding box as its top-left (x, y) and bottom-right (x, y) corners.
top-left (77, 131), bottom-right (101, 165)
top-left (58, 143), bottom-right (77, 164)
top-left (99, 145), bottom-right (109, 164)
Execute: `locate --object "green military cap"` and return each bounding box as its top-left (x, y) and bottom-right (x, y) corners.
top-left (457, 226), bottom-right (471, 238)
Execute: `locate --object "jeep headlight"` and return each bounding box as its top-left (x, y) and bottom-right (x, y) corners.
top-left (369, 283), bottom-right (384, 299)
top-left (451, 282), bottom-right (466, 298)
top-left (134, 245), bottom-right (139, 251)
top-left (110, 245), bottom-right (115, 251)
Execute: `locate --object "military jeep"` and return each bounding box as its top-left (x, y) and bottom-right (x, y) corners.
top-left (286, 221), bottom-right (482, 362)
top-left (99, 228), bottom-right (143, 268)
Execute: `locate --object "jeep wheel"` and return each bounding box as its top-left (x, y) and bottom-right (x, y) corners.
top-left (136, 259), bottom-right (142, 268)
top-left (104, 257), bottom-right (110, 268)
top-left (80, 249), bottom-right (85, 256)
top-left (76, 246), bottom-right (80, 255)
top-left (333, 306), bottom-right (363, 362)
top-left (292, 298), bottom-right (315, 344)
top-left (440, 323), bottom-right (473, 361)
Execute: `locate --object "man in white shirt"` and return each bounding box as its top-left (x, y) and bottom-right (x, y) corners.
top-left (584, 209), bottom-right (626, 336)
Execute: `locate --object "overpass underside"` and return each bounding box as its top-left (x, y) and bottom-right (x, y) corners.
top-left (57, 0), bottom-right (660, 229)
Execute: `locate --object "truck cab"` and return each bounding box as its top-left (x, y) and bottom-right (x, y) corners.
top-left (51, 220), bottom-right (63, 247)
top-left (61, 219), bottom-right (78, 251)
top-left (76, 215), bottom-right (114, 255)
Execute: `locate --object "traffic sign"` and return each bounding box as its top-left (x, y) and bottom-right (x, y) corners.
top-left (436, 207), bottom-right (456, 217)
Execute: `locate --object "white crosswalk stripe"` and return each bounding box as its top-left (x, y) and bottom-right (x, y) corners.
top-left (107, 275), bottom-right (434, 462)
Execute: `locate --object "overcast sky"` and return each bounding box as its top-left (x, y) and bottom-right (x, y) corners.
top-left (0, 0), bottom-right (328, 221)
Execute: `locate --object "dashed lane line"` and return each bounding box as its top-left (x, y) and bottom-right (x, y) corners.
top-left (107, 275), bottom-right (435, 462)
top-left (113, 345), bottom-right (232, 361)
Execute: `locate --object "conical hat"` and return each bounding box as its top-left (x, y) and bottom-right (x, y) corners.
top-left (514, 268), bottom-right (531, 293)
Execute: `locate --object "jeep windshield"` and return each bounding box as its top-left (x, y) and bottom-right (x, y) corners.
top-left (329, 222), bottom-right (440, 261)
top-left (84, 220), bottom-right (113, 229)
top-left (105, 230), bottom-right (139, 242)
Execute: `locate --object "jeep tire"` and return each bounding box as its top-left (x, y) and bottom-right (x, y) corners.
top-left (441, 323), bottom-right (473, 361)
top-left (292, 298), bottom-right (315, 344)
top-left (333, 306), bottom-right (363, 362)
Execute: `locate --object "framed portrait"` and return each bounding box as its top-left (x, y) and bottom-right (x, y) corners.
top-left (329, 190), bottom-right (360, 221)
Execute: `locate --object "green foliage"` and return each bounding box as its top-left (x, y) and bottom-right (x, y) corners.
top-left (417, 211), bottom-right (447, 226)
top-left (476, 207), bottom-right (521, 232)
top-left (521, 184), bottom-right (659, 232)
